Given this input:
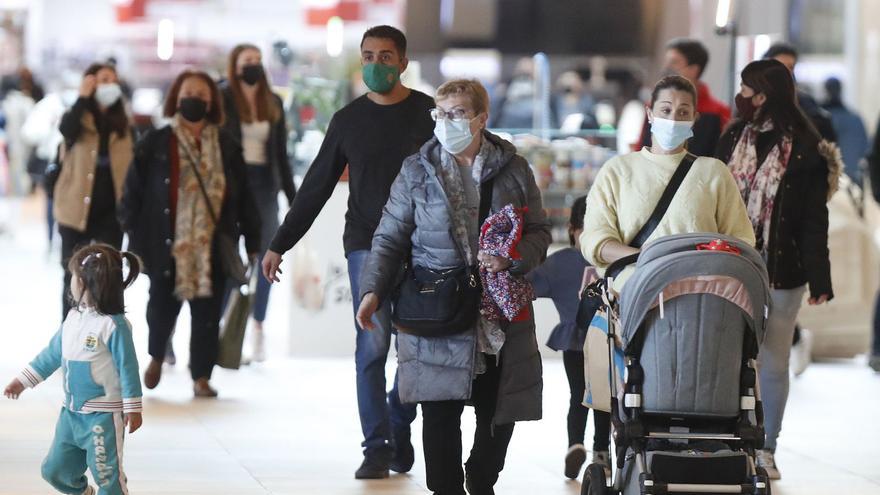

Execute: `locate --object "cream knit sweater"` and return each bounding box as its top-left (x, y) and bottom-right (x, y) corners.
top-left (580, 148), bottom-right (756, 286)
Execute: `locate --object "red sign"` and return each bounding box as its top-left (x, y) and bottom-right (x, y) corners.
top-left (306, 1), bottom-right (363, 25)
top-left (115, 0), bottom-right (147, 23)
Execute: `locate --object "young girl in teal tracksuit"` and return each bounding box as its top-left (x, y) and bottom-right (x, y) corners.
top-left (4, 244), bottom-right (143, 495)
top-left (527, 196), bottom-right (612, 480)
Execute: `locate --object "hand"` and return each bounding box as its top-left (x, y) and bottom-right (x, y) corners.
top-left (79, 75), bottom-right (97, 98)
top-left (356, 293), bottom-right (380, 331)
top-left (124, 412), bottom-right (143, 434)
top-left (262, 250), bottom-right (283, 283)
top-left (808, 294), bottom-right (830, 306)
top-left (4, 378), bottom-right (25, 399)
top-left (477, 252), bottom-right (512, 273)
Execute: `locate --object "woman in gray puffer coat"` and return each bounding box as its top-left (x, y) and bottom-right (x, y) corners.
top-left (357, 79), bottom-right (551, 495)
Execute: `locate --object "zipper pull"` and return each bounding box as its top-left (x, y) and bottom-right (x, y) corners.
top-left (659, 290), bottom-right (665, 320)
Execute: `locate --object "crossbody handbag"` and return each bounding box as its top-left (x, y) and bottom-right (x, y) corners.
top-left (575, 152), bottom-right (697, 328)
top-left (391, 176), bottom-right (495, 338)
top-left (184, 145), bottom-right (250, 286)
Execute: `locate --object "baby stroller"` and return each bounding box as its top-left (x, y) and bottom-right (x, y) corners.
top-left (582, 233), bottom-right (772, 495)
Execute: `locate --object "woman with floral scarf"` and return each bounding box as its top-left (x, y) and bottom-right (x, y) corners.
top-left (716, 59), bottom-right (839, 480)
top-left (120, 70), bottom-right (261, 398)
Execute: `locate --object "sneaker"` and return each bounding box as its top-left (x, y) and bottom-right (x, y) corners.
top-left (82, 486), bottom-right (95, 495)
top-left (251, 326), bottom-right (266, 363)
top-left (592, 450), bottom-right (612, 479)
top-left (756, 449), bottom-right (781, 480)
top-left (564, 443), bottom-right (587, 479)
top-left (869, 355), bottom-right (880, 372)
top-left (390, 428), bottom-right (415, 473)
top-left (354, 456), bottom-right (390, 479)
top-left (790, 327), bottom-right (813, 377)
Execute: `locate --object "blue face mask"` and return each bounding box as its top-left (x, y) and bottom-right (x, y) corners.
top-left (650, 117), bottom-right (694, 150)
top-left (434, 117), bottom-right (476, 155)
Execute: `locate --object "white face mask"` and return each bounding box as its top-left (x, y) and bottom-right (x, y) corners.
top-left (95, 83), bottom-right (122, 107)
top-left (650, 116), bottom-right (694, 150)
top-left (434, 117), bottom-right (476, 155)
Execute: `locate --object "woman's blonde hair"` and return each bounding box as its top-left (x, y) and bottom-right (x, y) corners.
top-left (435, 79), bottom-right (490, 115)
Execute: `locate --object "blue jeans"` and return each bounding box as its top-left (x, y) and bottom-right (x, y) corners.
top-left (347, 249), bottom-right (418, 457)
top-left (758, 286), bottom-right (806, 451)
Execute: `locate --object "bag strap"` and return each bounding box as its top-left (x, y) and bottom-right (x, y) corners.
top-left (629, 152), bottom-right (697, 248)
top-left (443, 174), bottom-right (495, 268)
top-left (180, 143), bottom-right (220, 227)
top-left (479, 175), bottom-right (496, 225)
top-left (605, 152), bottom-right (697, 280)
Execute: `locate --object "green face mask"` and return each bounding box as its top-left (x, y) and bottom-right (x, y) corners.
top-left (362, 63), bottom-right (400, 94)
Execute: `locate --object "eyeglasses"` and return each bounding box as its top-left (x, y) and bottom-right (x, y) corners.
top-left (430, 107), bottom-right (474, 122)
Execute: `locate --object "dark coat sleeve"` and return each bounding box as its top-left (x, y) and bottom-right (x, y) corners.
top-left (273, 94), bottom-right (297, 204)
top-left (269, 113), bottom-right (347, 254)
top-left (118, 129), bottom-right (154, 233)
top-left (796, 149), bottom-right (833, 300)
top-left (58, 97), bottom-right (90, 146)
top-left (508, 157), bottom-right (552, 276)
top-left (868, 117), bottom-right (880, 203)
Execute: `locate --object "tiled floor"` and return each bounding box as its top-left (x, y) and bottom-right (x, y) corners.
top-left (1, 196), bottom-right (880, 494)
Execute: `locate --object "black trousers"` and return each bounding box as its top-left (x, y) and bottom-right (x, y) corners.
top-left (421, 356), bottom-right (515, 495)
top-left (146, 263), bottom-right (225, 381)
top-left (59, 222), bottom-right (123, 318)
top-left (563, 350), bottom-right (611, 451)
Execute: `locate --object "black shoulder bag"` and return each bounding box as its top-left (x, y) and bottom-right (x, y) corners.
top-left (184, 147), bottom-right (249, 286)
top-left (575, 153), bottom-right (697, 328)
top-left (391, 176), bottom-right (495, 338)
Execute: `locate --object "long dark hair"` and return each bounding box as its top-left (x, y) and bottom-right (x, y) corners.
top-left (227, 44), bottom-right (280, 123)
top-left (740, 59), bottom-right (819, 142)
top-left (83, 63), bottom-right (130, 138)
top-left (67, 244), bottom-right (141, 315)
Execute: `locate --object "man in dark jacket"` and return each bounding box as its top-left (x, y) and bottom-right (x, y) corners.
top-left (822, 77), bottom-right (869, 184)
top-left (261, 25), bottom-right (435, 479)
top-left (638, 38), bottom-right (731, 156)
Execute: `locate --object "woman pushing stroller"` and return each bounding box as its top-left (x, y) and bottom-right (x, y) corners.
top-left (581, 74), bottom-right (755, 277)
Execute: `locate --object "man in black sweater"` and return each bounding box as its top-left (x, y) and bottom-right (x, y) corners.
top-left (262, 26), bottom-right (435, 480)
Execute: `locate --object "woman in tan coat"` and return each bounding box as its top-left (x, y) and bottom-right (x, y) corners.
top-left (55, 63), bottom-right (133, 317)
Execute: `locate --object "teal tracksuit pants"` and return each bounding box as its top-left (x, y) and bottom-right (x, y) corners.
top-left (41, 408), bottom-right (128, 495)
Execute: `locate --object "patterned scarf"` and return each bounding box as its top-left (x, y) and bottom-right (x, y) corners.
top-left (171, 116), bottom-right (225, 300)
top-left (435, 138), bottom-right (507, 371)
top-left (436, 139), bottom-right (493, 264)
top-left (728, 120), bottom-right (792, 255)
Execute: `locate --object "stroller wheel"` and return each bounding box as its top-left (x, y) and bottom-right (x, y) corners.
top-left (755, 467), bottom-right (772, 495)
top-left (581, 463), bottom-right (608, 495)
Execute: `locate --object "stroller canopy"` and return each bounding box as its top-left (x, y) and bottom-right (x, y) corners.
top-left (618, 233), bottom-right (770, 351)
